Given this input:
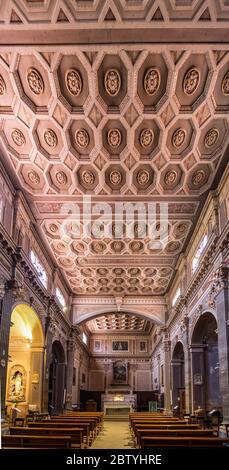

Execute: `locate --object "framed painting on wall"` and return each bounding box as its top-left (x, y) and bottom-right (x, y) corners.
top-left (112, 341), bottom-right (129, 351)
top-left (94, 340), bottom-right (101, 352)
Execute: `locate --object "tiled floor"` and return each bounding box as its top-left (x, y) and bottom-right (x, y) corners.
top-left (91, 420), bottom-right (134, 449)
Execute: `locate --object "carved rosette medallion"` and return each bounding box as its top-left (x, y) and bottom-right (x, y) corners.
top-left (65, 69), bottom-right (82, 96)
top-left (183, 68), bottom-right (200, 95)
top-left (55, 171), bottom-right (67, 185)
top-left (0, 74), bottom-right (6, 95)
top-left (107, 129), bottom-right (122, 148)
top-left (11, 129), bottom-right (26, 147)
top-left (109, 170), bottom-right (122, 185)
top-left (75, 128), bottom-right (89, 148)
top-left (222, 71), bottom-right (229, 96)
top-left (164, 170), bottom-right (177, 186)
top-left (50, 224), bottom-right (58, 233)
top-left (82, 170), bottom-right (95, 186)
top-left (112, 241), bottom-right (123, 253)
top-left (104, 69), bottom-right (121, 96)
top-left (44, 129), bottom-right (58, 148)
top-left (140, 129), bottom-right (154, 148)
top-left (144, 68), bottom-right (161, 95)
top-left (137, 169), bottom-right (150, 186)
top-left (27, 170), bottom-right (40, 185)
top-left (27, 68), bottom-right (44, 95)
top-left (172, 128), bottom-right (186, 148)
top-left (192, 169), bottom-right (206, 187)
top-left (204, 128), bottom-right (219, 148)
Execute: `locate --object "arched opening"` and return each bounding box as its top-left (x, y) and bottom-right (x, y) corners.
top-left (191, 312), bottom-right (220, 413)
top-left (48, 340), bottom-right (66, 414)
top-left (6, 303), bottom-right (44, 418)
top-left (171, 342), bottom-right (185, 415)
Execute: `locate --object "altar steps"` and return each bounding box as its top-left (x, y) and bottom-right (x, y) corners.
top-left (104, 415), bottom-right (129, 421)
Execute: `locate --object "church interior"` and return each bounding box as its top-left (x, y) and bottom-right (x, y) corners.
top-left (0, 0), bottom-right (229, 451)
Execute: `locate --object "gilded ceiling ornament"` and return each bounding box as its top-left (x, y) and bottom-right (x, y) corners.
top-left (222, 70), bottom-right (229, 96)
top-left (109, 170), bottom-right (122, 185)
top-left (50, 224), bottom-right (58, 233)
top-left (27, 68), bottom-right (44, 95)
top-left (129, 267), bottom-right (140, 275)
top-left (92, 241), bottom-right (105, 253)
top-left (113, 267), bottom-right (124, 275)
top-left (55, 171), bottom-right (67, 185)
top-left (176, 223), bottom-right (187, 234)
top-left (166, 241), bottom-right (180, 252)
top-left (114, 278), bottom-right (123, 285)
top-left (140, 128), bottom-right (154, 148)
top-left (0, 74), bottom-right (6, 95)
top-left (130, 241), bottom-right (143, 252)
top-left (192, 169), bottom-right (206, 186)
top-left (44, 128), bottom-right (58, 148)
top-left (172, 128), bottom-right (186, 148)
top-left (75, 128), bottom-right (89, 148)
top-left (145, 268), bottom-right (156, 276)
top-left (104, 69), bottom-right (121, 96)
top-left (144, 68), bottom-right (161, 95)
top-left (72, 242), bottom-right (85, 252)
top-left (82, 169), bottom-right (95, 186)
top-left (65, 69), bottom-right (82, 96)
top-left (107, 128), bottom-right (122, 148)
top-left (114, 286), bottom-right (124, 292)
top-left (137, 169), bottom-right (150, 186)
top-left (11, 129), bottom-right (26, 147)
top-left (204, 128), bottom-right (219, 148)
top-left (112, 241), bottom-right (123, 252)
top-left (27, 170), bottom-right (40, 185)
top-left (97, 268), bottom-right (108, 276)
top-left (164, 170), bottom-right (177, 186)
top-left (183, 67), bottom-right (200, 95)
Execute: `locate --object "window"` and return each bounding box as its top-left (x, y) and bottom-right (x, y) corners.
top-left (56, 287), bottom-right (66, 308)
top-left (161, 365), bottom-right (164, 387)
top-left (192, 234), bottom-right (208, 273)
top-left (30, 250), bottom-right (47, 288)
top-left (82, 332), bottom-right (87, 345)
top-left (172, 287), bottom-right (181, 307)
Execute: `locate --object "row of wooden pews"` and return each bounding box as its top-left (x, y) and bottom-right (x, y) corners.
top-left (2, 411), bottom-right (104, 449)
top-left (129, 412), bottom-right (229, 449)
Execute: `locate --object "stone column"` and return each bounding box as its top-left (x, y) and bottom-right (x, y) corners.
top-left (215, 265), bottom-right (229, 424)
top-left (180, 314), bottom-right (192, 413)
top-left (0, 248), bottom-right (22, 421)
top-left (41, 297), bottom-right (54, 412)
top-left (162, 330), bottom-right (172, 413)
top-left (65, 329), bottom-right (75, 410)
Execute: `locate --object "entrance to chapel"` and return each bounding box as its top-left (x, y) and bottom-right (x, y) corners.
top-left (171, 341), bottom-right (185, 415)
top-left (6, 303), bottom-right (44, 417)
top-left (191, 312), bottom-right (220, 413)
top-left (48, 340), bottom-right (66, 414)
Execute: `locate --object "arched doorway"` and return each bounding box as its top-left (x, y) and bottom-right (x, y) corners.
top-left (6, 303), bottom-right (44, 417)
top-left (171, 342), bottom-right (185, 415)
top-left (48, 340), bottom-right (66, 414)
top-left (191, 312), bottom-right (220, 413)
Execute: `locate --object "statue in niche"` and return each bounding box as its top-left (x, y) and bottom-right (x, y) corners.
top-left (7, 365), bottom-right (26, 402)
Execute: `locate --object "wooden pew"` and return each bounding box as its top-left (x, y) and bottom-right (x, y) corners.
top-left (140, 436), bottom-right (229, 448)
top-left (10, 426), bottom-right (84, 449)
top-left (136, 429), bottom-right (215, 448)
top-left (2, 434), bottom-right (71, 449)
top-left (47, 418), bottom-right (97, 441)
top-left (28, 421), bottom-right (91, 446)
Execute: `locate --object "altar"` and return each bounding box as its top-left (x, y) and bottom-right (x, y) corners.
top-left (101, 389), bottom-right (136, 415)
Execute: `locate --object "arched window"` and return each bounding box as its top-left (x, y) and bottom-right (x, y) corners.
top-left (56, 287), bottom-right (66, 308)
top-left (192, 234), bottom-right (208, 273)
top-left (172, 287), bottom-right (181, 307)
top-left (82, 332), bottom-right (87, 345)
top-left (30, 250), bottom-right (47, 288)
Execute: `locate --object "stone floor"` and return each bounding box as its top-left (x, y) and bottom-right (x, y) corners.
top-left (91, 420), bottom-right (135, 449)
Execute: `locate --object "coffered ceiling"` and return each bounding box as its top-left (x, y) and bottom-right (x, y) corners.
top-left (0, 1), bottom-right (229, 299)
top-left (86, 312), bottom-right (152, 333)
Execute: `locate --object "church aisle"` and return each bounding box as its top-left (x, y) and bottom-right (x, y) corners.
top-left (91, 421), bottom-right (134, 449)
